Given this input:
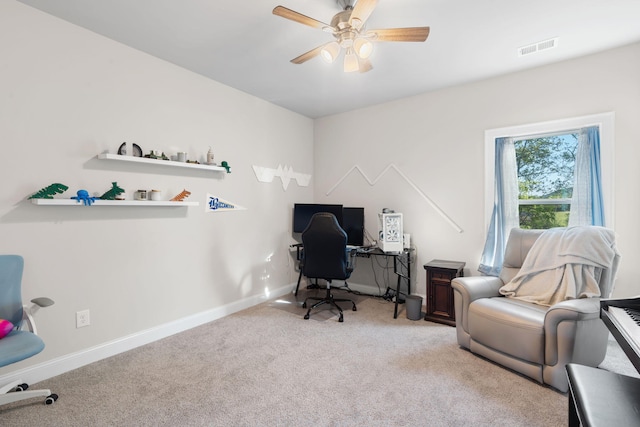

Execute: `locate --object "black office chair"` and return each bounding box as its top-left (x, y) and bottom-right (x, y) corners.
top-left (300, 213), bottom-right (357, 322)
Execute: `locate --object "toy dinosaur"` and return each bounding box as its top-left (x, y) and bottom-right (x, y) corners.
top-left (100, 182), bottom-right (125, 200)
top-left (170, 189), bottom-right (191, 202)
top-left (28, 183), bottom-right (69, 199)
top-left (221, 161), bottom-right (231, 173)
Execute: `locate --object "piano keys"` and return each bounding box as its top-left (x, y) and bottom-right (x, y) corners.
top-left (600, 296), bottom-right (640, 373)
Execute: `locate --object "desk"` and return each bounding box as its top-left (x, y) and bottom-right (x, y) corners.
top-left (292, 244), bottom-right (411, 319)
top-left (354, 247), bottom-right (412, 319)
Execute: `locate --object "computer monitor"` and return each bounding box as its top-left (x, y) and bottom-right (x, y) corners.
top-left (292, 203), bottom-right (344, 233)
top-left (342, 207), bottom-right (365, 247)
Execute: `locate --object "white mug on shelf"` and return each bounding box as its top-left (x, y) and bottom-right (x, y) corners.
top-left (150, 190), bottom-right (162, 201)
top-left (177, 152), bottom-right (187, 162)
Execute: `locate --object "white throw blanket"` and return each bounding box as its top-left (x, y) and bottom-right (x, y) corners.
top-left (499, 226), bottom-right (619, 306)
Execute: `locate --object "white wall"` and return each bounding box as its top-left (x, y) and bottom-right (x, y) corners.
top-left (0, 1), bottom-right (313, 377)
top-left (315, 42), bottom-right (640, 299)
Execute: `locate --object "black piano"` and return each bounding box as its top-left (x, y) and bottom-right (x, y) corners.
top-left (566, 297), bottom-right (640, 427)
top-left (601, 296), bottom-right (640, 372)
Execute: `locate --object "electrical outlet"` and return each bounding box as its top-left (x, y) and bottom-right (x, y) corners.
top-left (76, 309), bottom-right (90, 328)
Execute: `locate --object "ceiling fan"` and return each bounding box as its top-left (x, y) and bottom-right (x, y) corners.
top-left (272, 0), bottom-right (430, 73)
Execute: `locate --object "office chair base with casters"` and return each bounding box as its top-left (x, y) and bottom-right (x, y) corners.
top-left (303, 281), bottom-right (357, 323)
top-left (0, 379), bottom-right (58, 405)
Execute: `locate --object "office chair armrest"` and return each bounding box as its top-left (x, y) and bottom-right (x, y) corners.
top-left (21, 297), bottom-right (55, 335)
top-left (32, 297), bottom-right (55, 308)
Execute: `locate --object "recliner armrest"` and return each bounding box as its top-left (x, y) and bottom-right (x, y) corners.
top-left (544, 297), bottom-right (604, 367)
top-left (451, 276), bottom-right (503, 303)
top-left (544, 298), bottom-right (601, 337)
top-left (545, 298), bottom-right (601, 324)
top-left (451, 276), bottom-right (504, 338)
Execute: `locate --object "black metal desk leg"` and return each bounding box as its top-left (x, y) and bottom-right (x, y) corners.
top-left (393, 255), bottom-right (401, 318)
top-left (406, 251), bottom-right (411, 295)
top-left (294, 270), bottom-right (303, 296)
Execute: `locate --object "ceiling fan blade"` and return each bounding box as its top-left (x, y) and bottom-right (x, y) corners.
top-left (273, 6), bottom-right (332, 30)
top-left (367, 27), bottom-right (430, 42)
top-left (290, 44), bottom-right (327, 64)
top-left (349, 0), bottom-right (378, 30)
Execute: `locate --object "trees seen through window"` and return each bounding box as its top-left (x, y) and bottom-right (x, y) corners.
top-left (514, 133), bottom-right (578, 229)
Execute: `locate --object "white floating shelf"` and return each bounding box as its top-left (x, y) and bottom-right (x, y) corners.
top-left (31, 199), bottom-right (198, 207)
top-left (97, 153), bottom-right (227, 172)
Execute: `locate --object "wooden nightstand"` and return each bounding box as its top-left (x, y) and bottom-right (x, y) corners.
top-left (424, 260), bottom-right (465, 326)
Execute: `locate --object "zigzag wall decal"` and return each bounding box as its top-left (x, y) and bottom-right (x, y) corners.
top-left (326, 164), bottom-right (464, 233)
top-left (252, 165), bottom-right (311, 191)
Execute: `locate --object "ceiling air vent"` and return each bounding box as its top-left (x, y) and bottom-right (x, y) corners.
top-left (518, 37), bottom-right (558, 57)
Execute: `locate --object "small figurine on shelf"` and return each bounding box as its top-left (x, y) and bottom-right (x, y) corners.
top-left (145, 150), bottom-right (168, 160)
top-left (100, 182), bottom-right (125, 200)
top-left (170, 189), bottom-right (191, 202)
top-left (71, 190), bottom-right (98, 206)
top-left (28, 183), bottom-right (69, 199)
top-left (221, 161), bottom-right (231, 173)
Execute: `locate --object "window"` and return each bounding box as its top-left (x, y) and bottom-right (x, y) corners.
top-left (479, 113), bottom-right (614, 276)
top-left (514, 132), bottom-right (578, 229)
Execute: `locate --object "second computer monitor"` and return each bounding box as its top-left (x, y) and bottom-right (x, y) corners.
top-left (342, 207), bottom-right (365, 247)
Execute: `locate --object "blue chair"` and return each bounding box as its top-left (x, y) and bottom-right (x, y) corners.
top-left (0, 255), bottom-right (58, 406)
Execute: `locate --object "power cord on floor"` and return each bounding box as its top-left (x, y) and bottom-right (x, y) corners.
top-left (332, 283), bottom-right (405, 303)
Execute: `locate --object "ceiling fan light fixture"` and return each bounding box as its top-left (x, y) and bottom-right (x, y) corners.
top-left (343, 48), bottom-right (359, 72)
top-left (320, 42), bottom-right (341, 63)
top-left (273, 2), bottom-right (430, 74)
top-left (354, 37), bottom-right (373, 59)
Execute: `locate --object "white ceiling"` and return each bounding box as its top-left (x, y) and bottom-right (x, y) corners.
top-left (17, 0), bottom-right (640, 118)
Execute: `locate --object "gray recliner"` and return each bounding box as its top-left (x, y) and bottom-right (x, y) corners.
top-left (451, 228), bottom-right (618, 392)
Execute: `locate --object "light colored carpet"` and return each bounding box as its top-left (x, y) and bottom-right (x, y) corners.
top-left (1, 289), bottom-right (636, 426)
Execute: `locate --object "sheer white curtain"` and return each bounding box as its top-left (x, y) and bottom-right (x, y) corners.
top-left (569, 126), bottom-right (605, 226)
top-left (479, 137), bottom-right (519, 276)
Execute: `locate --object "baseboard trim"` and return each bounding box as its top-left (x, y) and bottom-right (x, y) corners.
top-left (0, 284), bottom-right (294, 386)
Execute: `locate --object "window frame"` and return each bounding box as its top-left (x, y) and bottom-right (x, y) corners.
top-left (484, 112), bottom-right (614, 230)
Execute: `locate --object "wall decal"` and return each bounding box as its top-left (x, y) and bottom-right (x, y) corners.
top-left (326, 164), bottom-right (463, 233)
top-left (252, 165), bottom-right (311, 191)
top-left (206, 194), bottom-right (246, 212)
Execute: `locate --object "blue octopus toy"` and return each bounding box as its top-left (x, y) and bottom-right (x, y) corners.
top-left (71, 189), bottom-right (98, 206)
